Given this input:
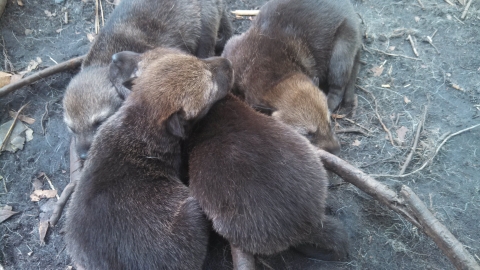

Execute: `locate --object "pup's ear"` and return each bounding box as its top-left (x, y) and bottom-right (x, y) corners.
top-left (109, 51), bottom-right (141, 100)
top-left (202, 57), bottom-right (234, 92)
top-left (166, 111), bottom-right (187, 139)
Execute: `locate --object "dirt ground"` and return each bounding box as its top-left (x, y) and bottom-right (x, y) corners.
top-left (1, 0), bottom-right (479, 269)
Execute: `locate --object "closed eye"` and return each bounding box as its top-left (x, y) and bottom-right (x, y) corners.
top-left (305, 131), bottom-right (316, 141)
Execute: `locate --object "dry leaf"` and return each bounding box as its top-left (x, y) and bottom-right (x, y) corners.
top-left (56, 28), bottom-right (64, 33)
top-left (352, 139), bottom-right (361, 146)
top-left (44, 10), bottom-right (53, 17)
top-left (388, 46), bottom-right (396, 51)
top-left (404, 96), bottom-right (411, 104)
top-left (370, 66), bottom-right (384, 77)
top-left (17, 0), bottom-right (23, 6)
top-left (0, 71), bottom-right (12, 88)
top-left (0, 206), bottom-right (19, 224)
top-left (30, 190), bottom-right (57, 202)
top-left (396, 126), bottom-right (409, 143)
top-left (0, 120), bottom-right (28, 153)
top-left (451, 84), bottom-right (464, 91)
top-left (10, 73), bottom-right (24, 84)
top-left (9, 111), bottom-right (36, 124)
top-left (86, 33), bottom-right (95, 42)
top-left (25, 29), bottom-right (33, 35)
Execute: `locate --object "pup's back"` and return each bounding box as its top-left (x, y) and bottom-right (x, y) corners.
top-left (188, 94), bottom-right (348, 258)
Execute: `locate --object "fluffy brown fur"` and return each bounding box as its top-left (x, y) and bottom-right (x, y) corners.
top-left (222, 0), bottom-right (361, 152)
top-left (63, 0), bottom-right (231, 159)
top-left (65, 48), bottom-right (233, 269)
top-left (188, 94), bottom-right (349, 261)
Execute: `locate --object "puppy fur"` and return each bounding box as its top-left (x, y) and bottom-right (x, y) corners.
top-left (65, 48), bottom-right (233, 269)
top-left (188, 94), bottom-right (349, 260)
top-left (63, 0), bottom-right (232, 159)
top-left (222, 0), bottom-right (361, 152)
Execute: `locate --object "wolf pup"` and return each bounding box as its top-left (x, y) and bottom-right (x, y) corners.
top-left (65, 48), bottom-right (233, 269)
top-left (188, 94), bottom-right (349, 263)
top-left (222, 0), bottom-right (361, 152)
top-left (63, 0), bottom-right (232, 159)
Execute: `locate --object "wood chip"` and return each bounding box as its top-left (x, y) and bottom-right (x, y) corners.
top-left (0, 71), bottom-right (11, 88)
top-left (16, 0), bottom-right (23, 6)
top-left (404, 96), bottom-right (411, 104)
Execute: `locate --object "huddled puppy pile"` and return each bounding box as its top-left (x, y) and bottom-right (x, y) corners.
top-left (62, 0), bottom-right (361, 269)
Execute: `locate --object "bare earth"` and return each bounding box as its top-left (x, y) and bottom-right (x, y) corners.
top-left (0, 0), bottom-right (479, 269)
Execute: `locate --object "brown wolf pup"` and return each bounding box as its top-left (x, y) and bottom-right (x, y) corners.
top-left (187, 94), bottom-right (349, 263)
top-left (222, 0), bottom-right (361, 153)
top-left (63, 0), bottom-right (231, 159)
top-left (65, 48), bottom-right (233, 269)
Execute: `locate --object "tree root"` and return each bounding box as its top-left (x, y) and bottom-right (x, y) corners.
top-left (231, 245), bottom-right (256, 270)
top-left (317, 149), bottom-right (480, 270)
top-left (49, 139), bottom-right (82, 226)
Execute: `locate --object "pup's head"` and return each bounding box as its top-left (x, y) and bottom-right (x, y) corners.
top-left (263, 73), bottom-right (340, 154)
top-left (63, 66), bottom-right (123, 160)
top-left (109, 47), bottom-right (233, 137)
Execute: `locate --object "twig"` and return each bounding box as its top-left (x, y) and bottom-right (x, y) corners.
top-left (367, 46), bottom-right (422, 61)
top-left (356, 85), bottom-right (396, 146)
top-left (335, 128), bottom-right (370, 137)
top-left (444, 0), bottom-right (455, 6)
top-left (342, 117), bottom-right (374, 133)
top-left (231, 245), bottom-right (256, 270)
top-left (42, 173), bottom-right (60, 200)
top-left (373, 123), bottom-right (480, 178)
top-left (50, 139), bottom-right (82, 226)
top-left (416, 0), bottom-right (425, 8)
top-left (399, 106), bottom-right (428, 175)
top-left (407, 35), bottom-right (420, 57)
top-left (0, 55), bottom-right (84, 98)
top-left (41, 102), bottom-right (49, 135)
top-left (317, 149), bottom-right (480, 270)
top-left (99, 0), bottom-right (105, 26)
top-left (231, 10), bottom-right (260, 16)
top-left (94, 0), bottom-right (100, 34)
top-left (0, 103), bottom-right (28, 152)
top-left (461, 0), bottom-right (474, 19)
top-left (400, 186), bottom-right (480, 270)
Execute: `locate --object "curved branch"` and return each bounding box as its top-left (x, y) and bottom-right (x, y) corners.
top-left (0, 55), bottom-right (84, 98)
top-left (317, 149), bottom-right (480, 270)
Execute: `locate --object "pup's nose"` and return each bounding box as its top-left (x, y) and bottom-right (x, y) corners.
top-left (78, 152), bottom-right (88, 160)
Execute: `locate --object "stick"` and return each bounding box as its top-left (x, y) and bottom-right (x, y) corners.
top-left (400, 186), bottom-right (480, 270)
top-left (445, 0), bottom-right (455, 6)
top-left (231, 10), bottom-right (260, 16)
top-left (407, 35), bottom-right (420, 57)
top-left (0, 103), bottom-right (28, 152)
top-left (399, 106), bottom-right (427, 175)
top-left (416, 0), bottom-right (425, 8)
top-left (317, 149), bottom-right (480, 270)
top-left (49, 139), bottom-right (82, 226)
top-left (461, 0), bottom-right (474, 19)
top-left (342, 117), bottom-right (374, 133)
top-left (369, 47), bottom-right (421, 61)
top-left (231, 245), bottom-right (256, 270)
top-left (0, 55), bottom-right (84, 98)
top-left (335, 128), bottom-right (370, 137)
top-left (373, 123), bottom-right (480, 178)
top-left (357, 85), bottom-right (396, 146)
